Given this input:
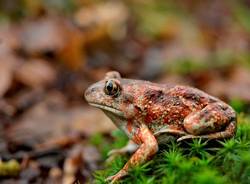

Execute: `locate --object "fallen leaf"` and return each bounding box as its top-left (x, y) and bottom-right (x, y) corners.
top-left (74, 2), bottom-right (128, 41)
top-left (15, 59), bottom-right (56, 88)
top-left (204, 66), bottom-right (250, 102)
top-left (58, 24), bottom-right (85, 70)
top-left (63, 144), bottom-right (83, 184)
top-left (20, 17), bottom-right (65, 55)
top-left (0, 24), bottom-right (20, 51)
top-left (0, 62), bottom-right (12, 97)
top-left (49, 167), bottom-right (62, 184)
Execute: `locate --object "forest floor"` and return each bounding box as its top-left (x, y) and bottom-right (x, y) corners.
top-left (0, 1), bottom-right (250, 183)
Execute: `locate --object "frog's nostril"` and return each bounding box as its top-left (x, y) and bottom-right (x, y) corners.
top-left (84, 86), bottom-right (96, 99)
top-left (84, 88), bottom-right (91, 98)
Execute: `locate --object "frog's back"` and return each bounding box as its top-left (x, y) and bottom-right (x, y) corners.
top-left (120, 78), bottom-right (231, 133)
top-left (131, 82), bottom-right (223, 134)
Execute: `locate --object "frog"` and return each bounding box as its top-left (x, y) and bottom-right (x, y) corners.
top-left (84, 71), bottom-right (237, 183)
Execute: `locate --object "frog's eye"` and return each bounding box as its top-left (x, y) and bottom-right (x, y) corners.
top-left (104, 79), bottom-right (121, 97)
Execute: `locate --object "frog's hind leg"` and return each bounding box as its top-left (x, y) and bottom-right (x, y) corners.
top-left (178, 102), bottom-right (236, 142)
top-left (177, 120), bottom-right (236, 142)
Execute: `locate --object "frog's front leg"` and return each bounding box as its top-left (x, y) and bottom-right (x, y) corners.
top-left (178, 102), bottom-right (236, 142)
top-left (106, 124), bottom-right (158, 183)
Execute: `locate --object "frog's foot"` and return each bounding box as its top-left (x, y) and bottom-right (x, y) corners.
top-left (154, 129), bottom-right (187, 136)
top-left (177, 135), bottom-right (201, 142)
top-left (105, 169), bottom-right (128, 184)
top-left (177, 120), bottom-right (236, 142)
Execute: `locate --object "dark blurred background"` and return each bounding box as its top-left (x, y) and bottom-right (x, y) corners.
top-left (0, 0), bottom-right (250, 183)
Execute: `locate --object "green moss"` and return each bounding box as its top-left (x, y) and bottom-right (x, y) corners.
top-left (230, 99), bottom-right (248, 113)
top-left (130, 1), bottom-right (189, 38)
top-left (167, 59), bottom-right (208, 75)
top-left (90, 130), bottom-right (128, 160)
top-left (229, 0), bottom-right (250, 33)
top-left (111, 130), bottom-right (129, 150)
top-left (93, 115), bottom-right (250, 184)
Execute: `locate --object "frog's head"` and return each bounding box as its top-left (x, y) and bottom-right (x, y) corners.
top-left (84, 71), bottom-right (138, 122)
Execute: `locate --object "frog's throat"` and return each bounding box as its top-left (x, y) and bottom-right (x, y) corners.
top-left (88, 103), bottom-right (124, 117)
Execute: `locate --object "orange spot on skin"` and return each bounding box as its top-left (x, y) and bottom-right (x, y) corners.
top-left (132, 128), bottom-right (142, 144)
top-left (127, 120), bottom-right (133, 133)
top-left (145, 115), bottom-right (153, 124)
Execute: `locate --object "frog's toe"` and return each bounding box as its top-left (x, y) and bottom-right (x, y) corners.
top-left (105, 175), bottom-right (114, 183)
top-left (177, 135), bottom-right (200, 142)
top-left (105, 169), bottom-right (128, 183)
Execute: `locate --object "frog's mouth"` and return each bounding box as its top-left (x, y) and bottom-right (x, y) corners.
top-left (88, 103), bottom-right (124, 117)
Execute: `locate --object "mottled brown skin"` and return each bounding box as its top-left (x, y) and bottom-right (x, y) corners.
top-left (84, 71), bottom-right (236, 183)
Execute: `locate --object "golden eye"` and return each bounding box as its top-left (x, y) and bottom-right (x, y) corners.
top-left (104, 80), bottom-right (120, 96)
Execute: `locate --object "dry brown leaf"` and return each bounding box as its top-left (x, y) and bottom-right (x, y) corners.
top-left (226, 66), bottom-right (250, 102)
top-left (0, 62), bottom-right (12, 97)
top-left (8, 89), bottom-right (44, 113)
top-left (0, 40), bottom-right (22, 97)
top-left (15, 59), bottom-right (56, 88)
top-left (20, 18), bottom-right (66, 54)
top-left (74, 2), bottom-right (128, 42)
top-left (0, 24), bottom-right (20, 51)
top-left (63, 144), bottom-right (83, 184)
top-left (20, 17), bottom-right (85, 70)
top-left (58, 24), bottom-right (85, 70)
top-left (49, 167), bottom-right (62, 184)
top-left (204, 66), bottom-right (250, 102)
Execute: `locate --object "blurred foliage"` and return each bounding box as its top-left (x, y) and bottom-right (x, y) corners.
top-left (130, 1), bottom-right (187, 38)
top-left (230, 98), bottom-right (248, 113)
top-left (0, 0), bottom-right (77, 20)
top-left (230, 0), bottom-right (250, 33)
top-left (0, 160), bottom-right (21, 177)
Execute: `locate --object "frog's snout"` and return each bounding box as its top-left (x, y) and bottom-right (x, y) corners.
top-left (84, 86), bottom-right (91, 98)
top-left (84, 85), bottom-right (95, 102)
top-left (84, 82), bottom-right (104, 103)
